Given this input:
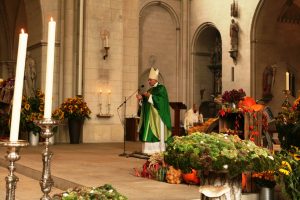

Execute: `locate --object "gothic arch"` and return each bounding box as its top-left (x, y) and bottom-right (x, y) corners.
top-left (139, 1), bottom-right (180, 28)
top-left (251, 0), bottom-right (300, 113)
top-left (190, 22), bottom-right (222, 106)
top-left (138, 1), bottom-right (180, 100)
top-left (23, 1), bottom-right (43, 48)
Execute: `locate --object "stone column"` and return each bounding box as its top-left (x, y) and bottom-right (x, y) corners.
top-left (62, 0), bottom-right (76, 98)
top-left (181, 0), bottom-right (190, 105)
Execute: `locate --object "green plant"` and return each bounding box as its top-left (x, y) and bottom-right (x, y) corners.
top-left (275, 146), bottom-right (300, 200)
top-left (276, 96), bottom-right (300, 149)
top-left (164, 132), bottom-right (276, 178)
top-left (252, 171), bottom-right (276, 188)
top-left (20, 89), bottom-right (44, 134)
top-left (53, 95), bottom-right (91, 120)
top-left (52, 184), bottom-right (127, 200)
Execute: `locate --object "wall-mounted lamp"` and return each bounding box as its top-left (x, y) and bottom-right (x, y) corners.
top-left (231, 0), bottom-right (238, 18)
top-left (100, 30), bottom-right (110, 60)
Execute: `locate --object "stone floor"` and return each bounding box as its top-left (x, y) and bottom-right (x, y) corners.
top-left (0, 142), bottom-right (203, 200)
top-left (0, 142), bottom-right (282, 200)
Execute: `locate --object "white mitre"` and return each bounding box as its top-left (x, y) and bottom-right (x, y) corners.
top-left (148, 67), bottom-right (159, 80)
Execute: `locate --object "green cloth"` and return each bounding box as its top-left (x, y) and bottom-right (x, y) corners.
top-left (138, 83), bottom-right (172, 142)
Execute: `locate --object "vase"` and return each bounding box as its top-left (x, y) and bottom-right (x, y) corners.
top-left (259, 187), bottom-right (274, 200)
top-left (202, 171), bottom-right (241, 200)
top-left (29, 131), bottom-right (39, 146)
top-left (68, 118), bottom-right (84, 144)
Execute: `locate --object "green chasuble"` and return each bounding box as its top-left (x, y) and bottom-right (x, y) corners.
top-left (138, 83), bottom-right (172, 142)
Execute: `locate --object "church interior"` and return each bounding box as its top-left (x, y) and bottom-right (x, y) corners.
top-left (0, 0), bottom-right (300, 199)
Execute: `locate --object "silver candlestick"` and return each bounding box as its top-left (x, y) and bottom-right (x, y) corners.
top-left (107, 103), bottom-right (111, 114)
top-left (3, 140), bottom-right (29, 200)
top-left (282, 90), bottom-right (291, 109)
top-left (99, 103), bottom-right (103, 114)
top-left (34, 118), bottom-right (60, 200)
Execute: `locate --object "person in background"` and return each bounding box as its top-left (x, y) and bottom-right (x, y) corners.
top-left (184, 104), bottom-right (203, 130)
top-left (136, 67), bottom-right (172, 155)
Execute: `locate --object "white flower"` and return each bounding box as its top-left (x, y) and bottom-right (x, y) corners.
top-left (223, 164), bottom-right (228, 169)
top-left (63, 193), bottom-right (69, 197)
top-left (200, 141), bottom-right (204, 144)
top-left (268, 155), bottom-right (274, 160)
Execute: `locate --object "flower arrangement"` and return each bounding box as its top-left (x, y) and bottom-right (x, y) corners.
top-left (134, 153), bottom-right (168, 182)
top-left (53, 95), bottom-right (91, 120)
top-left (164, 132), bottom-right (276, 178)
top-left (52, 184), bottom-right (128, 200)
top-left (252, 171), bottom-right (276, 188)
top-left (20, 89), bottom-right (44, 133)
top-left (221, 88), bottom-right (246, 104)
top-left (276, 95), bottom-right (300, 149)
top-left (275, 146), bottom-right (300, 200)
top-left (218, 95), bottom-right (267, 146)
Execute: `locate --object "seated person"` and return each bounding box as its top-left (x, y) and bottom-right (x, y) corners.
top-left (184, 104), bottom-right (203, 130)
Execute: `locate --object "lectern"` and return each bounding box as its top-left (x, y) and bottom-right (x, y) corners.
top-left (169, 102), bottom-right (187, 136)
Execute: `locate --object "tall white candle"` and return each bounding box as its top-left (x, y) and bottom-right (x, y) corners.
top-left (107, 90), bottom-right (111, 104)
top-left (44, 17), bottom-right (56, 119)
top-left (99, 89), bottom-right (102, 104)
top-left (286, 72), bottom-right (289, 91)
top-left (10, 29), bottom-right (28, 142)
top-left (104, 36), bottom-right (109, 47)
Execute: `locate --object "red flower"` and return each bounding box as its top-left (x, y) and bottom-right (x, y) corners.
top-left (219, 109), bottom-right (226, 117)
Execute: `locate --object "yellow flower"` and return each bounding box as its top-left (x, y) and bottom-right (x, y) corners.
top-left (24, 103), bottom-right (30, 111)
top-left (293, 153), bottom-right (300, 161)
top-left (279, 168), bottom-right (290, 176)
top-left (39, 105), bottom-right (44, 112)
top-left (282, 161), bottom-right (292, 172)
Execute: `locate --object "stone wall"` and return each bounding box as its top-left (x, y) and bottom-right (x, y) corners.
top-left (190, 0), bottom-right (260, 100)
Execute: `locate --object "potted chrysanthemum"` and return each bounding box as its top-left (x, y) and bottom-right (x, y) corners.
top-left (20, 89), bottom-right (45, 145)
top-left (53, 95), bottom-right (91, 144)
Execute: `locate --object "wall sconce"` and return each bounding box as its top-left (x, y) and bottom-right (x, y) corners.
top-left (100, 30), bottom-right (110, 60)
top-left (231, 0), bottom-right (238, 18)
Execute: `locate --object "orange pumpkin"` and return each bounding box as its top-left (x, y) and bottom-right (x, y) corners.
top-left (182, 169), bottom-right (200, 185)
top-left (242, 173), bottom-right (247, 191)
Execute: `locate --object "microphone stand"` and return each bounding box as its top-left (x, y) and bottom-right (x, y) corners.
top-left (118, 88), bottom-right (140, 157)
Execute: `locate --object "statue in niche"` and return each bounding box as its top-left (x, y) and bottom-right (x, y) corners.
top-left (24, 52), bottom-right (36, 97)
top-left (230, 19), bottom-right (239, 51)
top-left (262, 65), bottom-right (276, 101)
top-left (210, 37), bottom-right (222, 65)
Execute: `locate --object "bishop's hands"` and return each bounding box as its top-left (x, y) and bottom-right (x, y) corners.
top-left (136, 92), bottom-right (150, 100)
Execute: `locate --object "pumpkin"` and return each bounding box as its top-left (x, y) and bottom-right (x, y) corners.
top-left (242, 173), bottom-right (247, 192)
top-left (182, 169), bottom-right (200, 185)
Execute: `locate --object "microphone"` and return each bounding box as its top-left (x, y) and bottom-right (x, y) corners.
top-left (117, 85), bottom-right (145, 109)
top-left (138, 84), bottom-right (144, 93)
